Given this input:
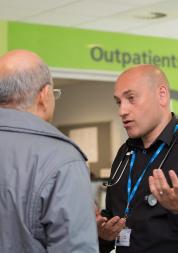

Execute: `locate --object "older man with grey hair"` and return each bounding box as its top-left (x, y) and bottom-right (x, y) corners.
top-left (0, 49), bottom-right (99, 253)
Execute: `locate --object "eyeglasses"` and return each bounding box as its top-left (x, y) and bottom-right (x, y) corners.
top-left (53, 88), bottom-right (61, 100)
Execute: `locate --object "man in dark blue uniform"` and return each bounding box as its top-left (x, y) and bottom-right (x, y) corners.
top-left (97, 64), bottom-right (178, 253)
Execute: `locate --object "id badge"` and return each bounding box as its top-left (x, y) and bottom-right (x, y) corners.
top-left (115, 227), bottom-right (132, 247)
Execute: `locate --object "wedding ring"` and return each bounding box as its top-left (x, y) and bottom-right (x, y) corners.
top-left (159, 191), bottom-right (163, 195)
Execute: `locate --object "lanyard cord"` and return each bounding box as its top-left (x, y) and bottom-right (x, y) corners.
top-left (125, 142), bottom-right (165, 216)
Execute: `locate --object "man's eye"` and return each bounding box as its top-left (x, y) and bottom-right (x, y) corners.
top-left (116, 100), bottom-right (121, 105)
top-left (128, 96), bottom-right (134, 102)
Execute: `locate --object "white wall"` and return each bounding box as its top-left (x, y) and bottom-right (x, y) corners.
top-left (52, 81), bottom-right (127, 163)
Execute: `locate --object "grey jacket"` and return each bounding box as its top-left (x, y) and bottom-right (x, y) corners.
top-left (0, 108), bottom-right (99, 253)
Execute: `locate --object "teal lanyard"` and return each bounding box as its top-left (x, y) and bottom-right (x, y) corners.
top-left (124, 124), bottom-right (178, 217)
top-left (125, 143), bottom-right (165, 217)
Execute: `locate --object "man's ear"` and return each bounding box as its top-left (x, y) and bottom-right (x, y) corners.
top-left (159, 85), bottom-right (169, 106)
top-left (36, 85), bottom-right (50, 120)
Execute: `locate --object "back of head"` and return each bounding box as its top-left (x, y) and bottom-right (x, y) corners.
top-left (0, 49), bottom-right (53, 110)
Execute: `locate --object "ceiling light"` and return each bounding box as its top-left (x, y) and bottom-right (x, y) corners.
top-left (135, 12), bottom-right (167, 20)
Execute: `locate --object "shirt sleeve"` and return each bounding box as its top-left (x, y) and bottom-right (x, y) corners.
top-left (98, 144), bottom-right (128, 253)
top-left (40, 160), bottom-right (99, 253)
top-left (98, 190), bottom-right (115, 253)
top-left (168, 211), bottom-right (178, 233)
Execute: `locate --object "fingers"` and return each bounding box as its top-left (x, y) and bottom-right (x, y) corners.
top-left (154, 169), bottom-right (169, 190)
top-left (149, 169), bottom-right (170, 196)
top-left (98, 216), bottom-right (126, 241)
top-left (101, 216), bottom-right (120, 233)
top-left (105, 216), bottom-right (125, 229)
top-left (149, 169), bottom-right (178, 213)
top-left (96, 214), bottom-right (108, 227)
top-left (149, 169), bottom-right (178, 194)
top-left (149, 175), bottom-right (157, 194)
top-left (169, 170), bottom-right (178, 194)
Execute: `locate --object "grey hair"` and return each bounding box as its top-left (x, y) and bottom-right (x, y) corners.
top-left (0, 62), bottom-right (53, 109)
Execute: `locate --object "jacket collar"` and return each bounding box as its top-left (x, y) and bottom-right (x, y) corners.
top-left (0, 108), bottom-right (87, 160)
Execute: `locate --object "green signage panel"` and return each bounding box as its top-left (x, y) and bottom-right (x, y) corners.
top-left (0, 21), bottom-right (8, 56)
top-left (7, 21), bottom-right (178, 92)
top-left (0, 20), bottom-right (176, 114)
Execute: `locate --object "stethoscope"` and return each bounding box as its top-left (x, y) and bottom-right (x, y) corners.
top-left (103, 129), bottom-right (178, 206)
top-left (103, 149), bottom-right (132, 187)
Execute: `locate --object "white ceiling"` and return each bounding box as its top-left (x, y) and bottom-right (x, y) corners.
top-left (0, 0), bottom-right (178, 39)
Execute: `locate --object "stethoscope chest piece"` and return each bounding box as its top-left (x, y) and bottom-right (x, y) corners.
top-left (145, 194), bottom-right (157, 207)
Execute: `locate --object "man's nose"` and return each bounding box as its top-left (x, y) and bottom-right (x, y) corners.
top-left (118, 102), bottom-right (129, 117)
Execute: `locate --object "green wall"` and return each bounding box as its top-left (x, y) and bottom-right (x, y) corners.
top-left (0, 20), bottom-right (178, 113)
top-left (0, 21), bottom-right (8, 56)
top-left (6, 21), bottom-right (178, 91)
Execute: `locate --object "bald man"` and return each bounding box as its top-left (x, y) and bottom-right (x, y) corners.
top-left (0, 50), bottom-right (99, 253)
top-left (98, 64), bottom-right (178, 253)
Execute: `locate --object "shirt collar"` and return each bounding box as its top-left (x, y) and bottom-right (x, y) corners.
top-left (126, 113), bottom-right (177, 150)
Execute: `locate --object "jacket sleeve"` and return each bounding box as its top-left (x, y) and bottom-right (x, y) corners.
top-left (40, 160), bottom-right (99, 253)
